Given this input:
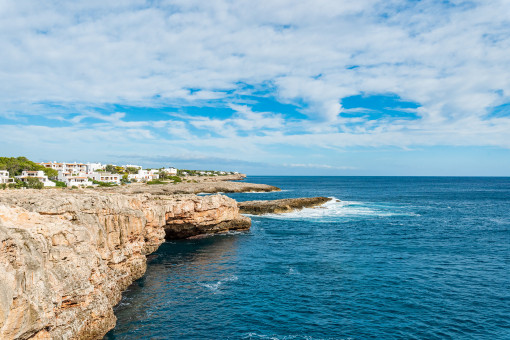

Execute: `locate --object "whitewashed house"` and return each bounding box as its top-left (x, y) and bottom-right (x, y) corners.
top-left (0, 170), bottom-right (14, 184)
top-left (127, 169), bottom-right (159, 182)
top-left (39, 161), bottom-right (104, 175)
top-left (65, 175), bottom-right (92, 187)
top-left (57, 171), bottom-right (72, 181)
top-left (58, 172), bottom-right (92, 187)
top-left (15, 171), bottom-right (56, 187)
top-left (161, 167), bottom-right (178, 175)
top-left (91, 172), bottom-right (120, 184)
top-left (85, 163), bottom-right (104, 173)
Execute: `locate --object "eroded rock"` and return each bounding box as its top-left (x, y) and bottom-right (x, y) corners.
top-left (0, 190), bottom-right (250, 339)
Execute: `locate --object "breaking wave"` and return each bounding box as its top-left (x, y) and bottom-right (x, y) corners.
top-left (249, 197), bottom-right (417, 222)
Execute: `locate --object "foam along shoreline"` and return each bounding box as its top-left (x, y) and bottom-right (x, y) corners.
top-left (238, 197), bottom-right (333, 215)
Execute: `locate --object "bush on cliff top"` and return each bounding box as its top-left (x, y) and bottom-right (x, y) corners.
top-left (147, 179), bottom-right (166, 185)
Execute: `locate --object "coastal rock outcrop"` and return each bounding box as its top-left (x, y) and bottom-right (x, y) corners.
top-left (107, 180), bottom-right (280, 195)
top-left (0, 191), bottom-right (250, 339)
top-left (238, 197), bottom-right (332, 215)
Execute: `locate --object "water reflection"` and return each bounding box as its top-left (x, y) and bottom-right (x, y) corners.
top-left (106, 233), bottom-right (245, 339)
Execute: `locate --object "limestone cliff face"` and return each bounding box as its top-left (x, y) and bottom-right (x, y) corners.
top-left (0, 191), bottom-right (250, 340)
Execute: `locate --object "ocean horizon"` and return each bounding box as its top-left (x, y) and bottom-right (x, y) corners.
top-left (106, 176), bottom-right (510, 339)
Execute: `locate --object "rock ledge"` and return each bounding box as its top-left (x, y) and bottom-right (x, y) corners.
top-left (238, 197), bottom-right (332, 215)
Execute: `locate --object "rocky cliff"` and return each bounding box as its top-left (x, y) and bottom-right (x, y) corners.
top-left (0, 191), bottom-right (250, 339)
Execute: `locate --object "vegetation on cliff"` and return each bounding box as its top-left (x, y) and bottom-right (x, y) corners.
top-left (0, 156), bottom-right (58, 178)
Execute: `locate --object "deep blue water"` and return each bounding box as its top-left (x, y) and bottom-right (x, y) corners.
top-left (105, 177), bottom-right (510, 339)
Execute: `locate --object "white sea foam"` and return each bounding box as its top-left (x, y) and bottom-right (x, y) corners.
top-left (287, 267), bottom-right (299, 275)
top-left (249, 197), bottom-right (416, 222)
top-left (200, 275), bottom-right (238, 292)
top-left (244, 189), bottom-right (292, 193)
top-left (242, 333), bottom-right (338, 340)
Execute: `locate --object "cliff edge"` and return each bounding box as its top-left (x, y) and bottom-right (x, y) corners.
top-left (0, 191), bottom-right (250, 339)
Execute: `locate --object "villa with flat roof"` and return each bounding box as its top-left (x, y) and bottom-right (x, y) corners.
top-left (0, 170), bottom-right (15, 184)
top-left (128, 169), bottom-right (159, 182)
top-left (161, 167), bottom-right (178, 175)
top-left (15, 171), bottom-right (56, 187)
top-left (39, 161), bottom-right (104, 174)
top-left (91, 172), bottom-right (121, 184)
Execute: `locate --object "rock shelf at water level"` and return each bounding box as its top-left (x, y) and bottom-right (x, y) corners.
top-left (238, 197), bottom-right (333, 215)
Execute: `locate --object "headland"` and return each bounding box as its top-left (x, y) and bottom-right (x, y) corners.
top-left (0, 176), bottom-right (329, 339)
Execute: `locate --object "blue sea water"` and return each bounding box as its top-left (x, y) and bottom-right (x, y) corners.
top-left (105, 177), bottom-right (510, 339)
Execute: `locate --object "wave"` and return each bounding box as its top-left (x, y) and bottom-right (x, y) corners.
top-left (242, 332), bottom-right (341, 340)
top-left (200, 275), bottom-right (239, 292)
top-left (248, 197), bottom-right (417, 222)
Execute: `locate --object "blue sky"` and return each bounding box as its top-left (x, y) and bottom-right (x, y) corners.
top-left (1, 0), bottom-right (510, 175)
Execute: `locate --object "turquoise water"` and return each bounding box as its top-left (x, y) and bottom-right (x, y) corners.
top-left (105, 177), bottom-right (510, 339)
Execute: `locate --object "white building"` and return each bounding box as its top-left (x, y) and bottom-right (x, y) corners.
top-left (127, 169), bottom-right (159, 182)
top-left (0, 170), bottom-right (14, 184)
top-left (39, 161), bottom-right (85, 173)
top-left (161, 167), bottom-right (178, 175)
top-left (91, 172), bottom-right (121, 184)
top-left (86, 163), bottom-right (105, 173)
top-left (39, 161), bottom-right (104, 174)
top-left (15, 171), bottom-right (56, 187)
top-left (58, 172), bottom-right (92, 187)
top-left (65, 176), bottom-right (93, 187)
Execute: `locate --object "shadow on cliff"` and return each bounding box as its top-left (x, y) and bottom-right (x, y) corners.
top-left (106, 233), bottom-right (248, 338)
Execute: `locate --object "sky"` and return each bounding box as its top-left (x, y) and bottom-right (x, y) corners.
top-left (1, 0), bottom-right (510, 175)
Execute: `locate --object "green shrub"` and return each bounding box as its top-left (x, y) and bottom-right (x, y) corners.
top-left (147, 179), bottom-right (166, 185)
top-left (26, 177), bottom-right (43, 189)
top-left (120, 174), bottom-right (130, 185)
top-left (167, 176), bottom-right (181, 183)
top-left (92, 179), bottom-right (116, 187)
top-left (54, 181), bottom-right (67, 187)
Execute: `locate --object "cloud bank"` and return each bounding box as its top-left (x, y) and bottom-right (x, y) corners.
top-left (1, 0), bottom-right (509, 174)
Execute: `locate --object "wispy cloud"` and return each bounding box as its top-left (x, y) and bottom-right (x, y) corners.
top-left (285, 163), bottom-right (357, 170)
top-left (1, 1), bottom-right (510, 174)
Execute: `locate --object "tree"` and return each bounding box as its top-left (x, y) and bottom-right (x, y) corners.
top-left (105, 164), bottom-right (116, 173)
top-left (43, 168), bottom-right (58, 179)
top-left (125, 167), bottom-right (139, 174)
top-left (0, 156), bottom-right (58, 178)
top-left (26, 177), bottom-right (44, 189)
top-left (121, 174), bottom-right (129, 185)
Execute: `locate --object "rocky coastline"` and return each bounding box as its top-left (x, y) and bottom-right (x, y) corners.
top-left (238, 197), bottom-right (332, 215)
top-left (106, 178), bottom-right (280, 195)
top-left (0, 179), bottom-right (324, 339)
top-left (0, 189), bottom-right (249, 339)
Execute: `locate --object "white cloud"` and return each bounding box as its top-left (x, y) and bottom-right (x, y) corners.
top-left (1, 0), bottom-right (510, 173)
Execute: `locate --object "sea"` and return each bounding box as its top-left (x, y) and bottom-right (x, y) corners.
top-left (105, 176), bottom-right (510, 339)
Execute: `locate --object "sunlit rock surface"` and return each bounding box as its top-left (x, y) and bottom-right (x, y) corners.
top-left (0, 190), bottom-right (250, 339)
